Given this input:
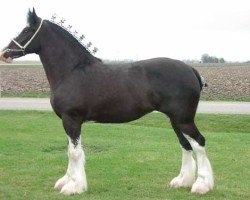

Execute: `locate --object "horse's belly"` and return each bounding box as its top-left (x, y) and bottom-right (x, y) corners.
top-left (88, 100), bottom-right (154, 123)
top-left (92, 109), bottom-right (153, 123)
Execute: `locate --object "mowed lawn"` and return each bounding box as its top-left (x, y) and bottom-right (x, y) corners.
top-left (0, 111), bottom-right (249, 200)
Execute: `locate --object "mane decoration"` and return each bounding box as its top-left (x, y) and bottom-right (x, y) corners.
top-left (50, 14), bottom-right (98, 55)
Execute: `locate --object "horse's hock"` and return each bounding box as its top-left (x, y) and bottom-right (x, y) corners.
top-left (1, 63), bottom-right (250, 100)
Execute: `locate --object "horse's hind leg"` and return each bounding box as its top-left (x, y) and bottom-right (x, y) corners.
top-left (177, 121), bottom-right (214, 194)
top-left (54, 115), bottom-right (87, 195)
top-left (169, 120), bottom-right (196, 188)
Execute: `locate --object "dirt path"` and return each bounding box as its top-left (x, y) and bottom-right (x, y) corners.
top-left (0, 98), bottom-right (249, 114)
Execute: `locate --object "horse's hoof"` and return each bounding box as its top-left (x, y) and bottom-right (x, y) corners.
top-left (191, 178), bottom-right (213, 194)
top-left (60, 179), bottom-right (87, 195)
top-left (54, 175), bottom-right (71, 190)
top-left (170, 175), bottom-right (195, 188)
top-left (170, 176), bottom-right (183, 188)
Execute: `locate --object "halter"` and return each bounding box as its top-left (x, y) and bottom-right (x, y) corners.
top-left (4, 19), bottom-right (44, 56)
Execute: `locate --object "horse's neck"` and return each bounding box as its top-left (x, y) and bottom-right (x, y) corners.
top-left (39, 45), bottom-right (78, 89)
top-left (39, 24), bottom-right (97, 90)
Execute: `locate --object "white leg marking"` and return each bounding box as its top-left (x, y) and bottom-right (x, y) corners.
top-left (170, 148), bottom-right (196, 188)
top-left (184, 134), bottom-right (214, 194)
top-left (55, 136), bottom-right (87, 195)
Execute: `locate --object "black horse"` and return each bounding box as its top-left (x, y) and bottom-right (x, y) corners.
top-left (0, 9), bottom-right (214, 195)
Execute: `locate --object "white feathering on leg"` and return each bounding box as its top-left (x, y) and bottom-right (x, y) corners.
top-left (183, 134), bottom-right (214, 194)
top-left (55, 136), bottom-right (87, 195)
top-left (170, 148), bottom-right (196, 188)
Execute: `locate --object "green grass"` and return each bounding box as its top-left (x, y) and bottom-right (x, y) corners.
top-left (0, 111), bottom-right (249, 200)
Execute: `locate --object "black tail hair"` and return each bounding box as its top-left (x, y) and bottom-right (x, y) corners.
top-left (192, 68), bottom-right (208, 91)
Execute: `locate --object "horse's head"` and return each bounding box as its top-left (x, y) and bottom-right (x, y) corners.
top-left (0, 8), bottom-right (43, 63)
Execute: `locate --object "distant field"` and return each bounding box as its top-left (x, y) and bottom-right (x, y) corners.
top-left (0, 111), bottom-right (249, 199)
top-left (1, 61), bottom-right (250, 68)
top-left (0, 62), bottom-right (250, 101)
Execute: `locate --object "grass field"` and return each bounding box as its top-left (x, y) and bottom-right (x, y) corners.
top-left (0, 111), bottom-right (249, 200)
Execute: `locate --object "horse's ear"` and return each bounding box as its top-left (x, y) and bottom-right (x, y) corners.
top-left (27, 7), bottom-right (39, 27)
top-left (32, 7), bottom-right (37, 18)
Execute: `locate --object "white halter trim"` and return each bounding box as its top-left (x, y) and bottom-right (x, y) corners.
top-left (12, 19), bottom-right (44, 52)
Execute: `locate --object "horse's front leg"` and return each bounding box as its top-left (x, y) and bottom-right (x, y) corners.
top-left (54, 115), bottom-right (87, 195)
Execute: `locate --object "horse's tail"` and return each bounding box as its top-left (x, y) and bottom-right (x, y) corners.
top-left (192, 68), bottom-right (208, 91)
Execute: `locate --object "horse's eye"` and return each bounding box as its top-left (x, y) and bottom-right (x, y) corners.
top-left (24, 30), bottom-right (29, 33)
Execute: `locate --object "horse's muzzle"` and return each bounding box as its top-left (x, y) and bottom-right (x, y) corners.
top-left (0, 49), bottom-right (13, 63)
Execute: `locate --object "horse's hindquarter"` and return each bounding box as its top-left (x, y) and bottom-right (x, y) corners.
top-left (144, 58), bottom-right (200, 96)
top-left (141, 58), bottom-right (201, 118)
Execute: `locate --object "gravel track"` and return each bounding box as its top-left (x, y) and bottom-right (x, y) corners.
top-left (1, 98), bottom-right (250, 114)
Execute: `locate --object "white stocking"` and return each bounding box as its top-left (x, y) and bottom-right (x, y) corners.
top-left (170, 147), bottom-right (196, 188)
